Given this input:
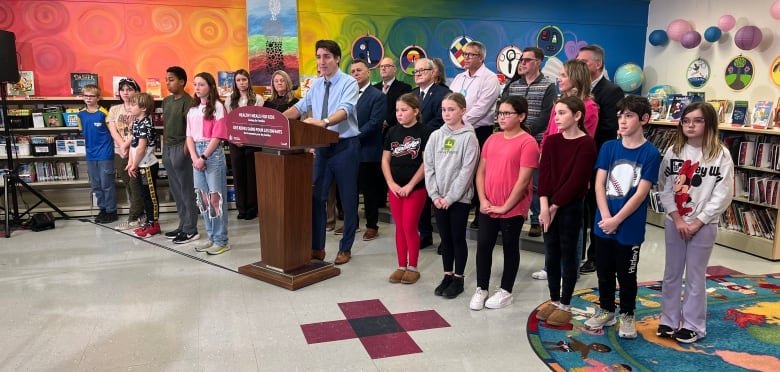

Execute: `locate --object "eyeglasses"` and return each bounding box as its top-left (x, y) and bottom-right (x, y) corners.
top-left (414, 68), bottom-right (433, 75)
top-left (82, 94), bottom-right (97, 98)
top-left (681, 117), bottom-right (706, 126)
top-left (497, 111), bottom-right (518, 118)
top-left (520, 58), bottom-right (538, 64)
top-left (462, 52), bottom-right (480, 59)
top-left (379, 64), bottom-right (395, 69)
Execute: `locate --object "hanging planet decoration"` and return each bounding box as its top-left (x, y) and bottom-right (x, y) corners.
top-left (687, 58), bottom-right (710, 88)
top-left (725, 55), bottom-right (754, 91)
top-left (399, 45), bottom-right (427, 75)
top-left (648, 30), bottom-right (669, 46)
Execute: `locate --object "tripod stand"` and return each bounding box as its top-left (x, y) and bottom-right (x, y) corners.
top-left (2, 83), bottom-right (68, 238)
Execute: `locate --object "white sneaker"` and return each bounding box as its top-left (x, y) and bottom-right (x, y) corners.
top-left (531, 269), bottom-right (547, 280)
top-left (114, 218), bottom-right (142, 231)
top-left (194, 240), bottom-right (213, 252)
top-left (485, 288), bottom-right (513, 309)
top-left (469, 287), bottom-right (489, 311)
top-left (584, 308), bottom-right (616, 330)
top-left (618, 313), bottom-right (638, 339)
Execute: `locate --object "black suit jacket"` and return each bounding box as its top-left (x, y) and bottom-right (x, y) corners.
top-left (373, 79), bottom-right (412, 130)
top-left (592, 77), bottom-right (624, 150)
top-left (357, 85), bottom-right (387, 162)
top-left (412, 84), bottom-right (451, 130)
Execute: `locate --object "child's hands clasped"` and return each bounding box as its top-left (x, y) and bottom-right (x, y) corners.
top-left (598, 216), bottom-right (620, 235)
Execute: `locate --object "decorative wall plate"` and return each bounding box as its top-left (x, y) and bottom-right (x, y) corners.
top-left (724, 55), bottom-right (754, 91)
top-left (497, 45), bottom-right (523, 78)
top-left (449, 35), bottom-right (473, 69)
top-left (350, 35), bottom-right (384, 69)
top-left (400, 45), bottom-right (427, 75)
top-left (536, 25), bottom-right (564, 57)
top-left (686, 57), bottom-right (710, 88)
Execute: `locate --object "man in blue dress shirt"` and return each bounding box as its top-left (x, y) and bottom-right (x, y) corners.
top-left (284, 40), bottom-right (361, 265)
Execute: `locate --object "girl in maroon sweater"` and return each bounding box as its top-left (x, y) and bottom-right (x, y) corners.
top-left (534, 96), bottom-right (597, 327)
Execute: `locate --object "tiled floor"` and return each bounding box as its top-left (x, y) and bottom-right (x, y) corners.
top-left (0, 212), bottom-right (778, 371)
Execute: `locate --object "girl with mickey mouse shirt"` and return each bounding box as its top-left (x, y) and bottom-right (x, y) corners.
top-left (657, 102), bottom-right (734, 344)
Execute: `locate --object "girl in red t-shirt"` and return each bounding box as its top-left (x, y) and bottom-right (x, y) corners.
top-left (469, 96), bottom-right (539, 310)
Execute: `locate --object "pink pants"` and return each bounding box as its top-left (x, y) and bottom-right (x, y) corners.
top-left (388, 188), bottom-right (427, 267)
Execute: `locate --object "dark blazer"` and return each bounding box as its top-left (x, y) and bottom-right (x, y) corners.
top-left (591, 77), bottom-right (624, 150)
top-left (356, 85), bottom-right (387, 162)
top-left (412, 83), bottom-right (451, 131)
top-left (373, 79), bottom-right (412, 129)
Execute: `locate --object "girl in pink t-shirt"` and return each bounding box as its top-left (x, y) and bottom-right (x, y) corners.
top-left (469, 95), bottom-right (539, 311)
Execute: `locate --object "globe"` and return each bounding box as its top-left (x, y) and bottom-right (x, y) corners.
top-left (646, 84), bottom-right (675, 98)
top-left (614, 63), bottom-right (644, 92)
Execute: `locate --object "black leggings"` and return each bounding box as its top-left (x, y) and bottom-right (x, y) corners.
top-left (476, 214), bottom-right (524, 292)
top-left (544, 199), bottom-right (583, 305)
top-left (593, 235), bottom-right (641, 315)
top-left (435, 202), bottom-right (470, 275)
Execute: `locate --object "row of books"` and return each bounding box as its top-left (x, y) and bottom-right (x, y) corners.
top-left (18, 161), bottom-right (81, 183)
top-left (735, 171), bottom-right (780, 206)
top-left (644, 126), bottom-right (675, 154)
top-left (720, 203), bottom-right (776, 240)
top-left (726, 135), bottom-right (780, 171)
top-left (7, 71), bottom-right (238, 98)
top-left (648, 92), bottom-right (780, 127)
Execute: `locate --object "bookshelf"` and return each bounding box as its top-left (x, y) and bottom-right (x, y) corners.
top-left (647, 120), bottom-right (780, 260)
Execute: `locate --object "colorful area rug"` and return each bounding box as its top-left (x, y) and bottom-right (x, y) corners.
top-left (527, 275), bottom-right (780, 371)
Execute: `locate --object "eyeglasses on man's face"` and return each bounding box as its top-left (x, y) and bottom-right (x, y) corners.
top-left (379, 64), bottom-right (394, 69)
top-left (462, 52), bottom-right (480, 59)
top-left (520, 58), bottom-right (538, 64)
top-left (414, 68), bottom-right (433, 75)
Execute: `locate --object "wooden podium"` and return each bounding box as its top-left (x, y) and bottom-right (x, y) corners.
top-left (226, 106), bottom-right (340, 290)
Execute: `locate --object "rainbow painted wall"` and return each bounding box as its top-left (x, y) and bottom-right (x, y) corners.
top-left (2, 0), bottom-right (248, 97)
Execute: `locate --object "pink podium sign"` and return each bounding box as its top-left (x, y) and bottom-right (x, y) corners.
top-left (225, 106), bottom-right (291, 148)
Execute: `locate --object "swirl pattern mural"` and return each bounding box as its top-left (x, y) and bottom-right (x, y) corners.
top-left (5, 0), bottom-right (247, 97)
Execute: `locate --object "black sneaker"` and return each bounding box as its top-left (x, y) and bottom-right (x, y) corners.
top-left (165, 229), bottom-right (182, 239)
top-left (442, 276), bottom-right (465, 299)
top-left (173, 232), bottom-right (200, 244)
top-left (656, 324), bottom-right (675, 338)
top-left (580, 260), bottom-right (597, 274)
top-left (673, 328), bottom-right (700, 343)
top-left (94, 210), bottom-right (107, 223)
top-left (102, 211), bottom-right (118, 223)
top-left (434, 274), bottom-right (453, 296)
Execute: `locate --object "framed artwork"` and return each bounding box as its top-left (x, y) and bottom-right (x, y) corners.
top-left (536, 25), bottom-right (564, 57)
top-left (497, 45), bottom-right (523, 79)
top-left (351, 35), bottom-right (384, 69)
top-left (400, 45), bottom-right (427, 76)
top-left (771, 55), bottom-right (780, 87)
top-left (724, 55), bottom-right (754, 91)
top-left (686, 58), bottom-right (710, 88)
top-left (449, 35), bottom-right (473, 69)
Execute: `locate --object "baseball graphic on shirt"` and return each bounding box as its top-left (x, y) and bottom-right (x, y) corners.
top-left (606, 163), bottom-right (640, 198)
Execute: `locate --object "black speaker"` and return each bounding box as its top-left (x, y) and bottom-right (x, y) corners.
top-left (0, 30), bottom-right (20, 84)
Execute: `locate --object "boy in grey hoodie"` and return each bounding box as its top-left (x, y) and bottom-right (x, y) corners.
top-left (424, 92), bottom-right (480, 299)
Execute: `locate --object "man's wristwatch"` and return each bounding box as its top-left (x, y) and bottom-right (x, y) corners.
top-left (323, 118), bottom-right (330, 127)
top-left (200, 154), bottom-right (208, 161)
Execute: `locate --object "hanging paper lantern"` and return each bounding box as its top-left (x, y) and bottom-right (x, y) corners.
top-left (681, 31), bottom-right (702, 48)
top-left (648, 30), bottom-right (669, 46)
top-left (771, 0), bottom-right (780, 20)
top-left (703, 26), bottom-right (722, 42)
top-left (667, 19), bottom-right (693, 41)
top-left (734, 25), bottom-right (763, 50)
top-left (718, 15), bottom-right (736, 31)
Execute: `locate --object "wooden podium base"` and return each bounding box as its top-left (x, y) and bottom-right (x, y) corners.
top-left (238, 260), bottom-right (341, 290)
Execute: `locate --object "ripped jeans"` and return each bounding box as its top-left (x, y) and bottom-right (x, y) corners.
top-left (193, 141), bottom-right (228, 246)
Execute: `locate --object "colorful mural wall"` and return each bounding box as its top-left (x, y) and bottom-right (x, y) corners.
top-left (247, 0), bottom-right (299, 87)
top-left (297, 0), bottom-right (650, 87)
top-left (1, 0), bottom-right (248, 97)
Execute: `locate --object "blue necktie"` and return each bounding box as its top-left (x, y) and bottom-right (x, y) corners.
top-left (321, 80), bottom-right (331, 119)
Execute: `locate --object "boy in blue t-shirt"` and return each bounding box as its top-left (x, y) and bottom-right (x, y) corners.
top-left (77, 84), bottom-right (117, 223)
top-left (584, 95), bottom-right (661, 339)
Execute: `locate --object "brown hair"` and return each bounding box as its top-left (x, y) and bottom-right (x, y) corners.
top-left (396, 92), bottom-right (421, 123)
top-left (128, 92), bottom-right (155, 115)
top-left (229, 68), bottom-right (258, 110)
top-left (672, 102), bottom-right (724, 161)
top-left (270, 70), bottom-right (296, 103)
top-left (555, 96), bottom-right (587, 133)
top-left (561, 60), bottom-right (592, 100)
top-left (190, 72), bottom-right (222, 120)
top-left (498, 95), bottom-right (531, 133)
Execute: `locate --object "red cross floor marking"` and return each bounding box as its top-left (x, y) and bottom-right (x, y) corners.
top-left (300, 299), bottom-right (450, 359)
